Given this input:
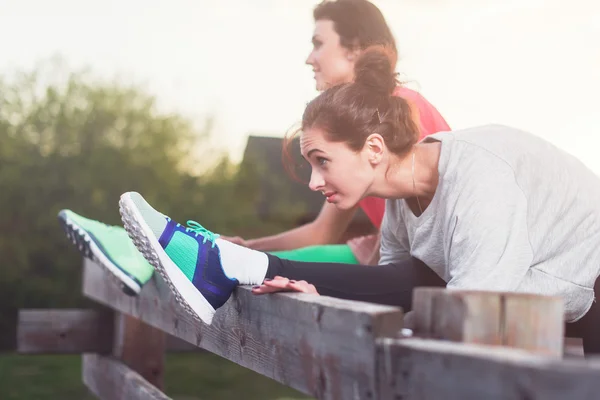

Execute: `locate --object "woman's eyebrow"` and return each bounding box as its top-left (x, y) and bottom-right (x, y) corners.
top-left (306, 148), bottom-right (324, 159)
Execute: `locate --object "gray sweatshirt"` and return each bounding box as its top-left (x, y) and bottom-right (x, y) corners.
top-left (379, 124), bottom-right (600, 322)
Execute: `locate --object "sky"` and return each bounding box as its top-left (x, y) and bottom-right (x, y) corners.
top-left (1, 0), bottom-right (599, 172)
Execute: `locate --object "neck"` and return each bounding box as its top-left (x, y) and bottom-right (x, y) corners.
top-left (370, 142), bottom-right (441, 211)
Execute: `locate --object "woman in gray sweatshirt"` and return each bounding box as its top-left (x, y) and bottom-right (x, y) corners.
top-left (118, 47), bottom-right (600, 355)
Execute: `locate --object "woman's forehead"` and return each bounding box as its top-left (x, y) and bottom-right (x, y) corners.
top-left (300, 128), bottom-right (328, 153)
top-left (300, 128), bottom-right (357, 157)
top-left (313, 19), bottom-right (337, 40)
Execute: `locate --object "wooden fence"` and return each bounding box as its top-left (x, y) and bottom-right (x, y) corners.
top-left (14, 259), bottom-right (600, 399)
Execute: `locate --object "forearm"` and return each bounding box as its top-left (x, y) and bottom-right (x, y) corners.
top-left (265, 254), bottom-right (445, 309)
top-left (246, 222), bottom-right (335, 252)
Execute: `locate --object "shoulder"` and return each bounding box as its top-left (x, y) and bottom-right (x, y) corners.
top-left (430, 124), bottom-right (528, 162)
top-left (431, 128), bottom-right (521, 190)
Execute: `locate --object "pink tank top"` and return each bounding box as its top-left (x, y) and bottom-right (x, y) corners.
top-left (358, 87), bottom-right (451, 229)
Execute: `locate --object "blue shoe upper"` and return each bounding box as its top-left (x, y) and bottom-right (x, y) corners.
top-left (157, 218), bottom-right (238, 310)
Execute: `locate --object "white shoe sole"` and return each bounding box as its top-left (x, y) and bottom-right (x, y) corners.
top-left (58, 212), bottom-right (141, 296)
top-left (118, 193), bottom-right (216, 325)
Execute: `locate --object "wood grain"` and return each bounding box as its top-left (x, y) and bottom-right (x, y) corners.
top-left (378, 337), bottom-right (600, 400)
top-left (83, 354), bottom-right (171, 400)
top-left (17, 309), bottom-right (113, 354)
top-left (82, 258), bottom-right (404, 400)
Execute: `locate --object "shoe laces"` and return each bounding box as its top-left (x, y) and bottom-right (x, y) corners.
top-left (184, 220), bottom-right (220, 248)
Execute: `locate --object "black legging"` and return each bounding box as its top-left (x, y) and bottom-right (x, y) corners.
top-left (266, 254), bottom-right (600, 357)
top-left (565, 276), bottom-right (600, 355)
top-left (266, 254), bottom-right (444, 310)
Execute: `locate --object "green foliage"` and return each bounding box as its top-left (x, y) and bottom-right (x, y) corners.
top-left (0, 353), bottom-right (311, 399)
top-left (0, 61), bottom-right (299, 349)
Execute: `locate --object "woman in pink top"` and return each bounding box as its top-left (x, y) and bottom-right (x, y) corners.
top-left (222, 0), bottom-right (450, 264)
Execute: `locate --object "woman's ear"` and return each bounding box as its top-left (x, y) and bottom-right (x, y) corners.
top-left (365, 133), bottom-right (385, 165)
top-left (346, 42), bottom-right (361, 62)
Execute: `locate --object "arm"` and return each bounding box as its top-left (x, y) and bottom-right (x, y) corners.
top-left (446, 165), bottom-right (533, 291)
top-left (347, 233), bottom-right (381, 265)
top-left (239, 201), bottom-right (358, 252)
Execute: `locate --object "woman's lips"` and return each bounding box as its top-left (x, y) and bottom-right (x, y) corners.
top-left (324, 191), bottom-right (337, 203)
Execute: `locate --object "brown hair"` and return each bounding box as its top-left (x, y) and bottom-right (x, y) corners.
top-left (313, 0), bottom-right (397, 60)
top-left (297, 46), bottom-right (419, 157)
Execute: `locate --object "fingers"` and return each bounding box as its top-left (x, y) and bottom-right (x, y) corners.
top-left (251, 276), bottom-right (319, 295)
top-left (288, 280), bottom-right (318, 294)
top-left (252, 277), bottom-right (289, 293)
top-left (263, 276), bottom-right (291, 287)
top-left (251, 276), bottom-right (289, 294)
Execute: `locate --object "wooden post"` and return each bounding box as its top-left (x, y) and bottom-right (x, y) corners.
top-left (412, 288), bottom-right (503, 345)
top-left (412, 288), bottom-right (564, 357)
top-left (81, 312), bottom-right (167, 399)
top-left (503, 293), bottom-right (564, 357)
top-left (112, 313), bottom-right (166, 390)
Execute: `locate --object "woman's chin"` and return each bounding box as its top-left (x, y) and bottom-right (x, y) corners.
top-left (315, 81), bottom-right (328, 91)
top-left (331, 197), bottom-right (357, 211)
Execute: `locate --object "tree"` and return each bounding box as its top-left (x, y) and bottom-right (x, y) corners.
top-left (0, 61), bottom-right (296, 349)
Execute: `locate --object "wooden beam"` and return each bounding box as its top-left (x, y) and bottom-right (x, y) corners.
top-left (166, 334), bottom-right (206, 352)
top-left (112, 313), bottom-right (165, 390)
top-left (82, 259), bottom-right (404, 400)
top-left (16, 308), bottom-right (204, 354)
top-left (377, 337), bottom-right (600, 400)
top-left (82, 354), bottom-right (171, 400)
top-left (17, 309), bottom-right (113, 354)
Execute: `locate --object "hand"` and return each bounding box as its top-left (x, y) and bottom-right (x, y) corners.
top-left (347, 233), bottom-right (380, 265)
top-left (220, 235), bottom-right (248, 247)
top-left (252, 276), bottom-right (319, 295)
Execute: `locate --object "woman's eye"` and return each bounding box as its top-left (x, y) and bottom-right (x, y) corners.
top-left (312, 39), bottom-right (322, 49)
top-left (317, 157), bottom-right (328, 166)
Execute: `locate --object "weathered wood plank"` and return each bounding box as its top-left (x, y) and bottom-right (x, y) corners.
top-left (166, 334), bottom-right (206, 352)
top-left (412, 288), bottom-right (564, 357)
top-left (377, 337), bottom-right (600, 400)
top-left (412, 288), bottom-right (502, 344)
top-left (113, 313), bottom-right (165, 390)
top-left (503, 293), bottom-right (564, 357)
top-left (16, 308), bottom-right (204, 354)
top-left (17, 309), bottom-right (113, 354)
top-left (82, 353), bottom-right (171, 400)
top-left (82, 259), bottom-right (403, 400)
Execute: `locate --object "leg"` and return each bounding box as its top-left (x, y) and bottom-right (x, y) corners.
top-left (57, 210), bottom-right (154, 296)
top-left (270, 244), bottom-right (359, 264)
top-left (119, 191), bottom-right (444, 324)
top-left (566, 277), bottom-right (600, 357)
top-left (567, 302), bottom-right (600, 357)
top-left (266, 254), bottom-right (446, 311)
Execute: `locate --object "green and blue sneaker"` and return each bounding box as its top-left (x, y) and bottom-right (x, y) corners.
top-left (58, 210), bottom-right (154, 295)
top-left (118, 192), bottom-right (239, 324)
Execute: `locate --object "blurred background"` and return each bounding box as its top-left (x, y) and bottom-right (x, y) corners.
top-left (0, 0), bottom-right (598, 398)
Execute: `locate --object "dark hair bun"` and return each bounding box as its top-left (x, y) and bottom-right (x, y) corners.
top-left (354, 45), bottom-right (397, 96)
